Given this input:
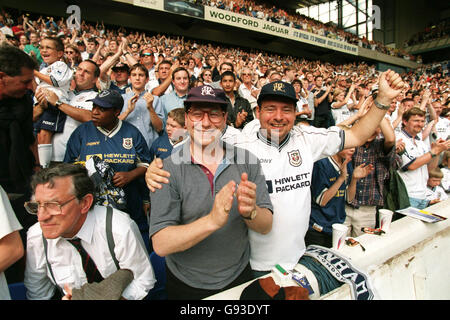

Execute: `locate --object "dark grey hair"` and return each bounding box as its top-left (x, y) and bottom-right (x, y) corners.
top-left (31, 163), bottom-right (95, 200)
top-left (0, 44), bottom-right (37, 76)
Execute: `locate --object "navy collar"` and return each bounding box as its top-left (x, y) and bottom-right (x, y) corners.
top-left (73, 87), bottom-right (97, 95)
top-left (401, 128), bottom-right (420, 140)
top-left (257, 130), bottom-right (291, 151)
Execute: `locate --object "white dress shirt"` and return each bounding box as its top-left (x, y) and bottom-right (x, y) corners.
top-left (0, 186), bottom-right (23, 300)
top-left (25, 205), bottom-right (155, 300)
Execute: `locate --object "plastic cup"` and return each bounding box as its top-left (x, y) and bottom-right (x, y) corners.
top-left (379, 209), bottom-right (393, 233)
top-left (332, 223), bottom-right (348, 250)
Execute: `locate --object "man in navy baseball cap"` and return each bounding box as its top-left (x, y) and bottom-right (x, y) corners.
top-left (255, 81), bottom-right (299, 143)
top-left (88, 89), bottom-right (124, 110)
top-left (257, 80), bottom-right (298, 106)
top-left (184, 84), bottom-right (229, 112)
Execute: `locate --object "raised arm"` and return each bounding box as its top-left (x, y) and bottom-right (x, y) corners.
top-left (344, 70), bottom-right (405, 148)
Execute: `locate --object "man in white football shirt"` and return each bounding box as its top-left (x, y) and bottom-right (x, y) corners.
top-left (35, 60), bottom-right (99, 163)
top-left (146, 70), bottom-right (406, 274)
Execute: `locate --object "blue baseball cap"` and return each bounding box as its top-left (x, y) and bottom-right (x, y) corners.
top-left (184, 85), bottom-right (228, 111)
top-left (88, 89), bottom-right (124, 109)
top-left (257, 81), bottom-right (298, 106)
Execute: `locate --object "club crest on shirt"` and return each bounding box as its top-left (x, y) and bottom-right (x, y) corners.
top-left (123, 138), bottom-right (133, 149)
top-left (288, 150), bottom-right (302, 167)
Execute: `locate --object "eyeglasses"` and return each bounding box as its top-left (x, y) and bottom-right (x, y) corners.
top-left (24, 196), bottom-right (77, 216)
top-left (188, 109), bottom-right (225, 124)
top-left (180, 62), bottom-right (188, 65)
top-left (242, 73), bottom-right (252, 76)
top-left (140, 52), bottom-right (152, 57)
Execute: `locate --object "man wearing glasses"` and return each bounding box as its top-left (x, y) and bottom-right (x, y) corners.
top-left (149, 85), bottom-right (273, 299)
top-left (23, 163), bottom-right (155, 299)
top-left (139, 49), bottom-right (156, 82)
top-left (238, 67), bottom-right (259, 113)
top-left (146, 71), bottom-right (406, 278)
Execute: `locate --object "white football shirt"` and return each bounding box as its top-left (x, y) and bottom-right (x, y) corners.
top-left (235, 125), bottom-right (344, 271)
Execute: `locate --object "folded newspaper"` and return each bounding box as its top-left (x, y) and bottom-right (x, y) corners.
top-left (396, 207), bottom-right (447, 223)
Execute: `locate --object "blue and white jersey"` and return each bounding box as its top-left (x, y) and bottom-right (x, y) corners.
top-left (64, 120), bottom-right (150, 171)
top-left (310, 157), bottom-right (354, 235)
top-left (64, 120), bottom-right (151, 230)
top-left (235, 125), bottom-right (344, 271)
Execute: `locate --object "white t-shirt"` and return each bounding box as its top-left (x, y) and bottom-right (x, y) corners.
top-left (434, 117), bottom-right (450, 140)
top-left (442, 167), bottom-right (450, 192)
top-left (241, 119), bottom-right (260, 136)
top-left (331, 102), bottom-right (351, 125)
top-left (51, 89), bottom-right (97, 161)
top-left (235, 125), bottom-right (344, 271)
top-left (145, 78), bottom-right (173, 96)
top-left (36, 61), bottom-right (73, 102)
top-left (425, 185), bottom-right (448, 201)
top-left (238, 83), bottom-right (258, 110)
top-left (0, 186), bottom-right (23, 300)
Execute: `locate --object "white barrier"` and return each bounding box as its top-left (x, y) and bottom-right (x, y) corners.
top-left (206, 199), bottom-right (449, 300)
top-left (322, 199), bottom-right (450, 300)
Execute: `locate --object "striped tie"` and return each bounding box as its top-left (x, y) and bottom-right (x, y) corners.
top-left (68, 238), bottom-right (104, 283)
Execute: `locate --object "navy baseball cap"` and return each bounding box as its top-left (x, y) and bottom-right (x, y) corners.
top-left (257, 81), bottom-right (298, 106)
top-left (184, 85), bottom-right (228, 111)
top-left (88, 89), bottom-right (124, 109)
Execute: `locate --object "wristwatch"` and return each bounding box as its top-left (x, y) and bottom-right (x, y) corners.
top-left (242, 209), bottom-right (257, 220)
top-left (374, 99), bottom-right (390, 110)
top-left (54, 100), bottom-right (63, 108)
top-left (429, 151), bottom-right (437, 158)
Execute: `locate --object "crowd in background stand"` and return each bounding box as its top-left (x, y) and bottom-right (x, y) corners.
top-left (405, 17), bottom-right (450, 47)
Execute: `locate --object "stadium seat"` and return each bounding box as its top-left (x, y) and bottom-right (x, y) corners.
top-left (146, 252), bottom-right (167, 300)
top-left (8, 282), bottom-right (27, 300)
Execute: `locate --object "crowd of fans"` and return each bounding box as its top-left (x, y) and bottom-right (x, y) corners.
top-left (0, 4), bottom-right (449, 300)
top-left (405, 17), bottom-right (450, 47)
top-left (202, 0), bottom-right (416, 60)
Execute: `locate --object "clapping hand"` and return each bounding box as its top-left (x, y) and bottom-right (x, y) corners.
top-left (352, 163), bottom-right (374, 180)
top-left (236, 173), bottom-right (257, 219)
top-left (211, 180), bottom-right (236, 229)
